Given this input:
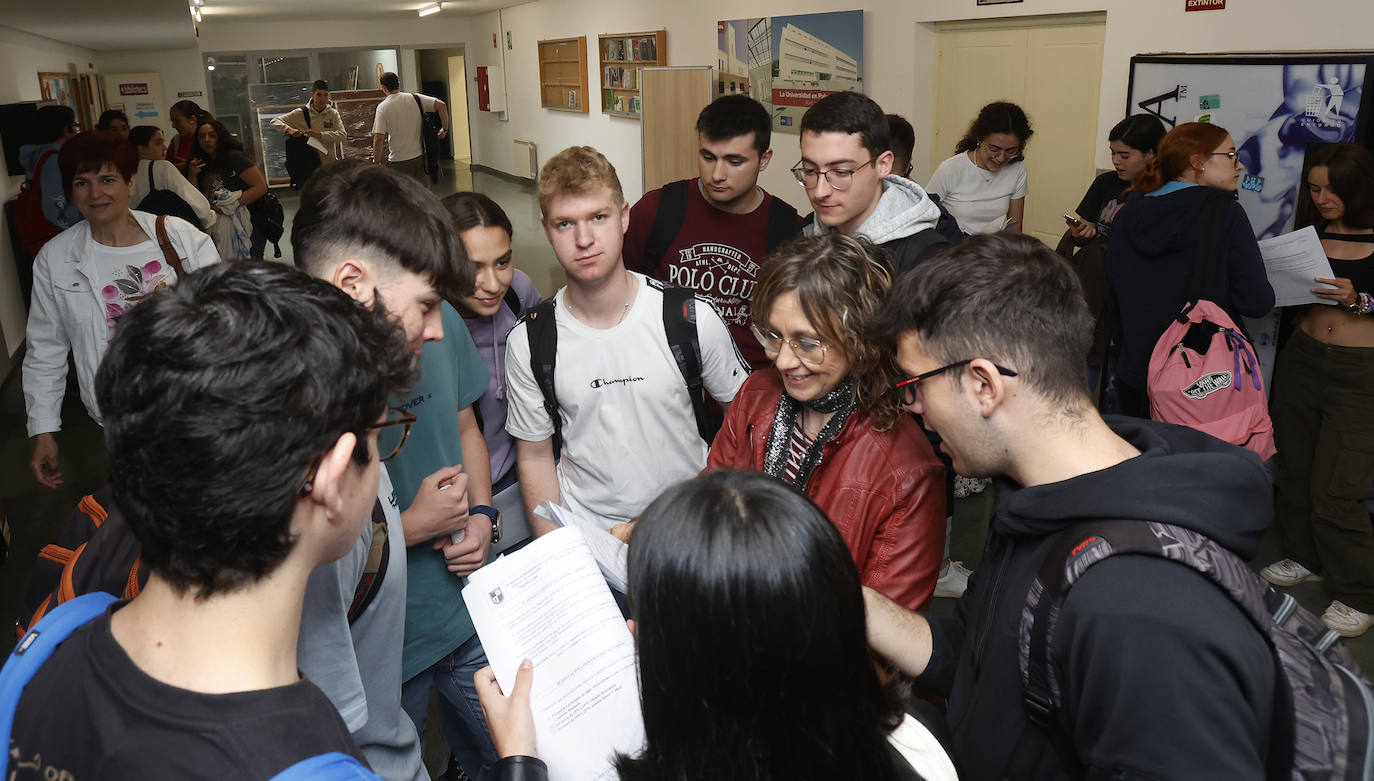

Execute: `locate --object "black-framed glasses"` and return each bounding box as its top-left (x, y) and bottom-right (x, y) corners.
top-left (982, 142), bottom-right (1021, 161)
top-left (791, 158), bottom-right (874, 191)
top-left (893, 360), bottom-right (1018, 405)
top-left (751, 323), bottom-right (829, 367)
top-left (1210, 150), bottom-right (1240, 166)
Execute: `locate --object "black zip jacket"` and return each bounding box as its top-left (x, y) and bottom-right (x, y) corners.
top-left (916, 416), bottom-right (1278, 780)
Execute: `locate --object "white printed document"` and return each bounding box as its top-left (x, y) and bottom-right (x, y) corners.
top-left (535, 502), bottom-right (629, 592)
top-left (463, 527), bottom-right (644, 781)
top-left (1258, 226), bottom-right (1338, 307)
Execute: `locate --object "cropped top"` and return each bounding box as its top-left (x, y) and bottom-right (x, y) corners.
top-left (1322, 231), bottom-right (1374, 295)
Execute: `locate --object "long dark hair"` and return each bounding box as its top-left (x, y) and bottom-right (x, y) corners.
top-left (954, 101), bottom-right (1033, 158)
top-left (192, 118), bottom-right (244, 167)
top-left (1295, 142), bottom-right (1374, 231)
top-left (616, 471), bottom-right (907, 781)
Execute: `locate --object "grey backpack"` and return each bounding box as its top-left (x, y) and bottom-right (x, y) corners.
top-left (1018, 520), bottom-right (1374, 780)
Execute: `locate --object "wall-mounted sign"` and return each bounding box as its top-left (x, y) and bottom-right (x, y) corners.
top-left (177, 90), bottom-right (203, 98)
top-left (1185, 0), bottom-right (1226, 10)
top-left (976, 0), bottom-right (1024, 5)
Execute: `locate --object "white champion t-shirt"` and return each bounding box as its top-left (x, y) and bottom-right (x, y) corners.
top-left (926, 151), bottom-right (1029, 234)
top-left (372, 92), bottom-right (438, 163)
top-left (505, 273), bottom-right (749, 527)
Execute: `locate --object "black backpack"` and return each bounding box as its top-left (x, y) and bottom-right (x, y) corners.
top-left (284, 107), bottom-right (323, 190)
top-left (412, 94), bottom-right (441, 185)
top-left (248, 191), bottom-right (285, 258)
top-left (135, 163), bottom-right (201, 228)
top-left (637, 179), bottom-right (800, 276)
top-left (1017, 519), bottom-right (1374, 780)
top-left (522, 281), bottom-right (713, 458)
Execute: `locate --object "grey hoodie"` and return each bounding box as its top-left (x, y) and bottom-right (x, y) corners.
top-left (803, 174), bottom-right (943, 243)
top-left (803, 175), bottom-right (946, 273)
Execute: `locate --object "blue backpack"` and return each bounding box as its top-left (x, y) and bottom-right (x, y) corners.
top-left (1, 593), bottom-right (381, 780)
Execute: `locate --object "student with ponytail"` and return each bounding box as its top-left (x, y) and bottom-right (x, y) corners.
top-left (1104, 121), bottom-right (1274, 416)
top-left (703, 233), bottom-right (947, 610)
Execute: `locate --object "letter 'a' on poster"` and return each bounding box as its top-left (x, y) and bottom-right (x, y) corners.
top-left (463, 527), bottom-right (645, 780)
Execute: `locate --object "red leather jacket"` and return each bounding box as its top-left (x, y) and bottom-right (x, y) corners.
top-left (706, 371), bottom-right (947, 610)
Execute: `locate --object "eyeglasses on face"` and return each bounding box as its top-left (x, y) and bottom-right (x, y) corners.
top-left (1209, 150), bottom-right (1241, 167)
top-left (751, 323), bottom-right (829, 367)
top-left (983, 142), bottom-right (1021, 161)
top-left (893, 359), bottom-right (1018, 406)
top-left (298, 407), bottom-right (417, 496)
top-left (791, 158), bottom-right (875, 191)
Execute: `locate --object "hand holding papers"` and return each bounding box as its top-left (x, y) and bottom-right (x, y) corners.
top-left (463, 527), bottom-right (644, 780)
top-left (1258, 226), bottom-right (1339, 307)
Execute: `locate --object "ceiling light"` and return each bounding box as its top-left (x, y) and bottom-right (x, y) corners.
top-left (193, 0), bottom-right (203, 5)
top-left (206, 56), bottom-right (216, 71)
top-left (418, 3), bottom-right (441, 16)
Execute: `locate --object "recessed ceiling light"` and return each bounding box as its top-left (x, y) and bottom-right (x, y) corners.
top-left (418, 3), bottom-right (442, 16)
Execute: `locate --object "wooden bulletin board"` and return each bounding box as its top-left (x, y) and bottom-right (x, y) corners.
top-left (640, 66), bottom-right (715, 193)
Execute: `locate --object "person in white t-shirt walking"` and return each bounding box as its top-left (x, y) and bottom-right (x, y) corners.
top-left (926, 101), bottom-right (1033, 235)
top-left (371, 71), bottom-right (450, 183)
top-left (505, 146), bottom-right (749, 534)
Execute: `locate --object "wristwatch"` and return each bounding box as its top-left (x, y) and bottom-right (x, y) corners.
top-left (470, 505), bottom-right (503, 545)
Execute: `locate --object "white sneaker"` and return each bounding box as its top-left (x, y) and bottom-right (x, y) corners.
top-left (1259, 558), bottom-right (1321, 587)
top-left (1322, 600), bottom-right (1374, 638)
top-left (934, 560), bottom-right (972, 599)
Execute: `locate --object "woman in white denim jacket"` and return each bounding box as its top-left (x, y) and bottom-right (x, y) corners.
top-left (23, 131), bottom-right (219, 487)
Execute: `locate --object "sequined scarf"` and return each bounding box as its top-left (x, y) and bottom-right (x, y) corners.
top-left (762, 377), bottom-right (856, 493)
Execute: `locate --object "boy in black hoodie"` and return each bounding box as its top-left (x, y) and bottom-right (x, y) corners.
top-left (864, 233), bottom-right (1277, 780)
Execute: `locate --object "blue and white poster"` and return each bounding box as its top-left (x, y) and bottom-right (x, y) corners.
top-left (1127, 57), bottom-right (1370, 240)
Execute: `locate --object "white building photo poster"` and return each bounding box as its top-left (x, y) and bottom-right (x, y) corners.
top-left (718, 11), bottom-right (863, 135)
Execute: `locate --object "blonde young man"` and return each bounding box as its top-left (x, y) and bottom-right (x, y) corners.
top-left (504, 146), bottom-right (749, 534)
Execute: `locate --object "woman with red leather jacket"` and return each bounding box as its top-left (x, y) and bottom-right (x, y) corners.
top-left (704, 233), bottom-right (947, 610)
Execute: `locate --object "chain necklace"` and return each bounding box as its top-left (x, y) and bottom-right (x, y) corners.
top-left (564, 271), bottom-right (634, 327)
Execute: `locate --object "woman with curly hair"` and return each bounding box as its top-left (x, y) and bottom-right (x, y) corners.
top-left (705, 233), bottom-right (947, 610)
top-left (927, 100), bottom-right (1033, 234)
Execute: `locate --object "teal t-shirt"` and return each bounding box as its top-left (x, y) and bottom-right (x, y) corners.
top-left (387, 301), bottom-right (491, 681)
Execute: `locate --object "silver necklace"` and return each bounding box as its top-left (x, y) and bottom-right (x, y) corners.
top-left (565, 273), bottom-right (633, 326)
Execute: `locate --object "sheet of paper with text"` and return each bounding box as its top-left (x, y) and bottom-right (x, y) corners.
top-left (463, 526), bottom-right (644, 780)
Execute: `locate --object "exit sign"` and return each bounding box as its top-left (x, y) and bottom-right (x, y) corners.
top-left (1186, 0), bottom-right (1225, 10)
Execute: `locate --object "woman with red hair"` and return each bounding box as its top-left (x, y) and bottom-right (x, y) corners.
top-left (1104, 122), bottom-right (1274, 416)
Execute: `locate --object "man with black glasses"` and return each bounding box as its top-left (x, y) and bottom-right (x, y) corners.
top-left (797, 92), bottom-right (949, 274)
top-left (862, 233), bottom-right (1278, 780)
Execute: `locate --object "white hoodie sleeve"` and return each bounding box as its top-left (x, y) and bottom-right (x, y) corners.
top-left (154, 159), bottom-right (216, 229)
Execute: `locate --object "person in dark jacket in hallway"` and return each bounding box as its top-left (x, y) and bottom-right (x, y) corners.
top-left (1104, 121), bottom-right (1275, 416)
top-left (863, 233), bottom-right (1277, 780)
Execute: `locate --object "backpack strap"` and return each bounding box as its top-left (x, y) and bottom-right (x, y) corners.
top-left (503, 287), bottom-right (523, 318)
top-left (0, 591), bottom-right (117, 776)
top-left (300, 106), bottom-right (312, 129)
top-left (1186, 189), bottom-right (1232, 306)
top-left (660, 284), bottom-right (712, 444)
top-left (641, 179), bottom-right (690, 276)
top-left (763, 194), bottom-right (801, 255)
top-left (155, 215), bottom-right (187, 278)
top-left (147, 160), bottom-right (158, 194)
top-left (269, 752), bottom-right (382, 781)
top-left (524, 299), bottom-right (563, 458)
top-left (31, 149), bottom-right (57, 183)
top-left (347, 500), bottom-right (390, 624)
top-left (412, 93), bottom-right (428, 153)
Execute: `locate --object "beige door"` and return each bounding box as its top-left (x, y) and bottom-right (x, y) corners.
top-left (933, 14), bottom-right (1106, 247)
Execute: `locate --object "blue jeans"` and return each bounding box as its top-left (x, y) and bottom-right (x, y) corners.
top-left (400, 632), bottom-right (498, 777)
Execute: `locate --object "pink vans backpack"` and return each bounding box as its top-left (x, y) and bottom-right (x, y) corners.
top-left (1147, 189), bottom-right (1276, 460)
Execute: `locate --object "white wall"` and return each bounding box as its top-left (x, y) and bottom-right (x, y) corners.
top-left (460, 0), bottom-right (1374, 214)
top-left (94, 48), bottom-right (208, 135)
top-left (0, 27), bottom-right (98, 361)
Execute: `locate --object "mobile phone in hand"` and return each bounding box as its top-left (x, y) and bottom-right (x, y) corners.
top-left (1064, 213), bottom-right (1081, 226)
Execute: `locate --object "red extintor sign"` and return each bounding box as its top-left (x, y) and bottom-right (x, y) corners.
top-left (1185, 0), bottom-right (1225, 10)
